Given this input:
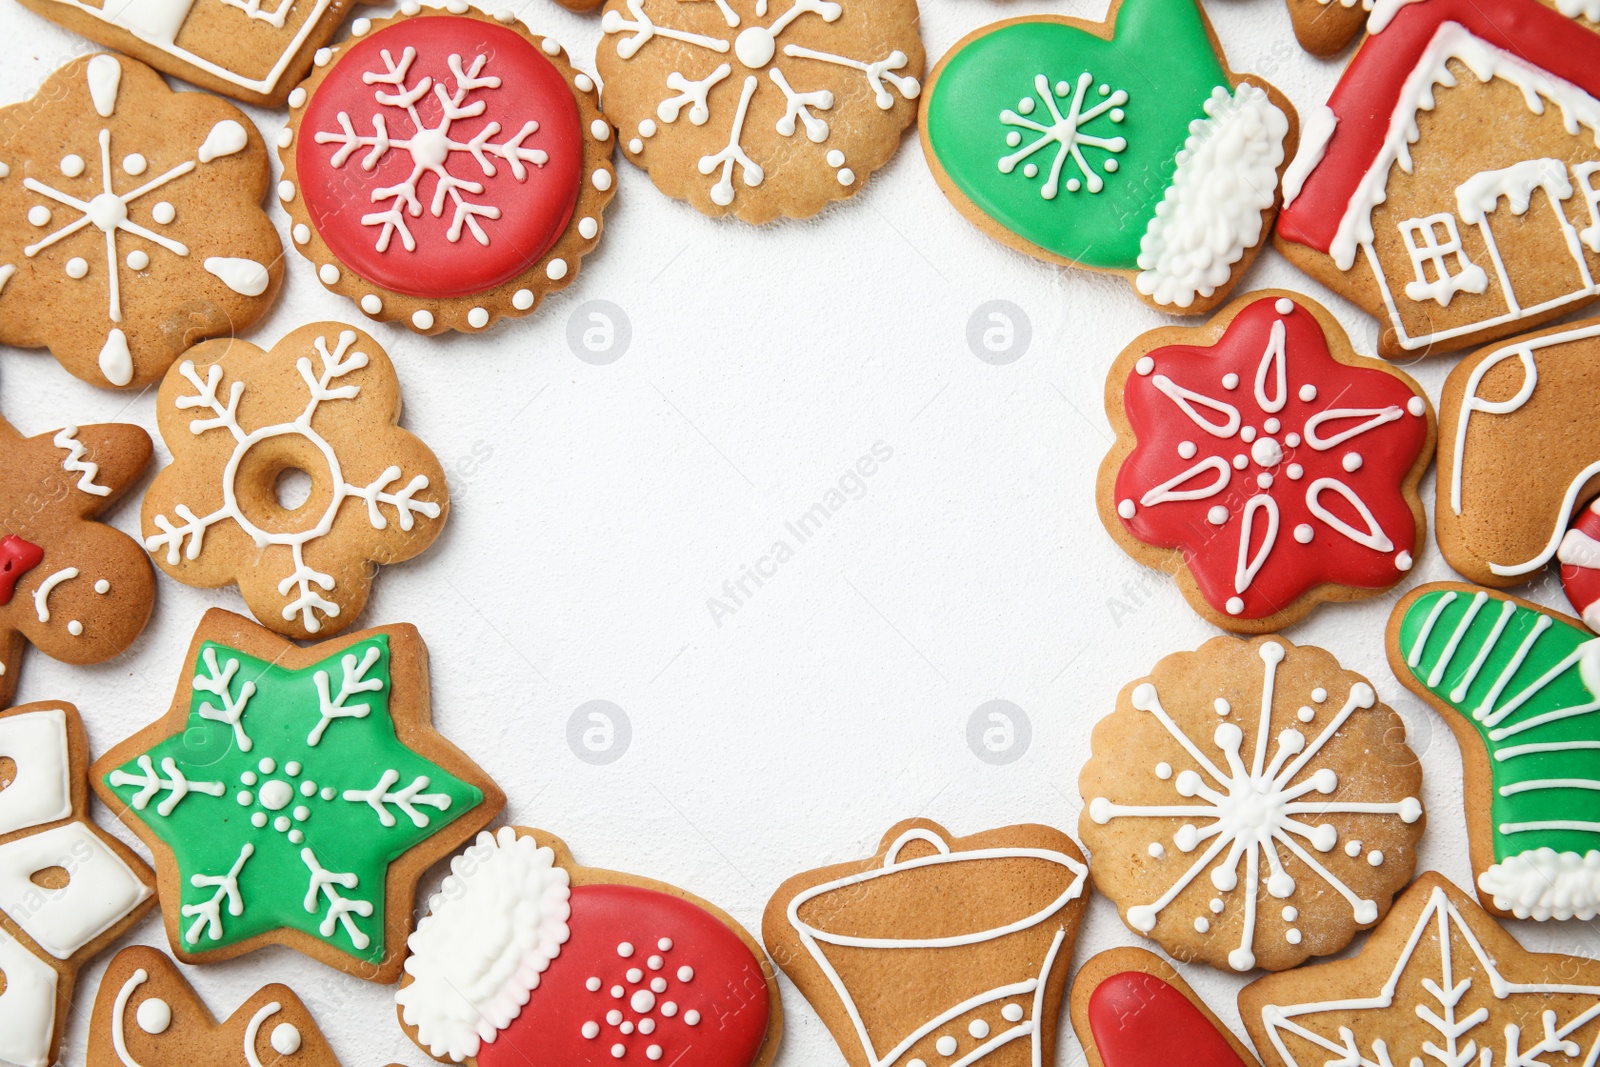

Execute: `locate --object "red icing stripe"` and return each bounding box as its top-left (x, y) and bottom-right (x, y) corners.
top-left (0, 535), bottom-right (44, 606)
top-left (1276, 0), bottom-right (1600, 254)
top-left (1087, 971), bottom-right (1248, 1067)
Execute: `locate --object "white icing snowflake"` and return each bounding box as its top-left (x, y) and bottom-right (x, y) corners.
top-left (1087, 640), bottom-right (1423, 971)
top-left (999, 71), bottom-right (1127, 198)
top-left (312, 45), bottom-right (549, 251)
top-left (601, 0), bottom-right (920, 206)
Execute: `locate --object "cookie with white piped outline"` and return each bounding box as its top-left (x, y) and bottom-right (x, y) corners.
top-left (278, 1), bottom-right (615, 334)
top-left (1069, 947), bottom-right (1260, 1067)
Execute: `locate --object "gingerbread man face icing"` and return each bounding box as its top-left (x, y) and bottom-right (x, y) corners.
top-left (0, 54), bottom-right (282, 389)
top-left (595, 0), bottom-right (925, 223)
top-left (395, 827), bottom-right (782, 1067)
top-left (280, 5), bottom-right (614, 334)
top-left (141, 323), bottom-right (448, 639)
top-left (92, 610), bottom-right (504, 982)
top-left (920, 0), bottom-right (1296, 313)
top-left (1098, 292), bottom-right (1435, 633)
top-left (0, 412), bottom-right (155, 708)
top-left (0, 702), bottom-right (156, 1067)
top-left (90, 946), bottom-right (342, 1067)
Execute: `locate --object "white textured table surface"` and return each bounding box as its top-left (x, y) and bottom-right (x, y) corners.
top-left (1, 0), bottom-right (1589, 1063)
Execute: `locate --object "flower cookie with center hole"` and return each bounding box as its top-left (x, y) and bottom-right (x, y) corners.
top-left (0, 410), bottom-right (156, 708)
top-left (279, 3), bottom-right (615, 335)
top-left (0, 53), bottom-right (282, 389)
top-left (141, 323), bottom-right (448, 639)
top-left (1080, 634), bottom-right (1424, 973)
top-left (89, 945), bottom-right (341, 1067)
top-left (1098, 291), bottom-right (1435, 633)
top-left (395, 826), bottom-right (782, 1067)
top-left (0, 701), bottom-right (156, 1067)
top-left (92, 609), bottom-right (504, 982)
top-left (595, 0), bottom-right (924, 223)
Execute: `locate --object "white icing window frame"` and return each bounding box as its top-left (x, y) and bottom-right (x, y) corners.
top-left (1576, 161), bottom-right (1600, 255)
top-left (1399, 213), bottom-right (1487, 307)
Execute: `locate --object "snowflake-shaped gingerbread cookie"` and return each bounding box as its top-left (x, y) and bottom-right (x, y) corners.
top-left (0, 54), bottom-right (281, 389)
top-left (596, 0), bottom-right (924, 222)
top-left (1099, 292), bottom-right (1435, 633)
top-left (141, 323), bottom-right (448, 639)
top-left (280, 2), bottom-right (615, 334)
top-left (0, 411), bottom-right (156, 708)
top-left (92, 610), bottom-right (504, 982)
top-left (1080, 635), bottom-right (1424, 973)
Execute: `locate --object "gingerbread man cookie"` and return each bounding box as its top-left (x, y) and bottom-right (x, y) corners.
top-left (0, 410), bottom-right (155, 708)
top-left (141, 323), bottom-right (448, 639)
top-left (396, 826), bottom-right (782, 1066)
top-left (0, 53), bottom-right (282, 389)
top-left (92, 609), bottom-right (504, 982)
top-left (90, 945), bottom-right (341, 1066)
top-left (0, 701), bottom-right (157, 1067)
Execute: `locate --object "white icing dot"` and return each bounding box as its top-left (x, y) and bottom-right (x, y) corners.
top-left (1408, 395), bottom-right (1426, 416)
top-left (591, 119), bottom-right (612, 140)
top-left (67, 620), bottom-right (83, 636)
top-left (1298, 384), bottom-right (1317, 402)
top-left (94, 579), bottom-right (110, 594)
top-left (1283, 906), bottom-right (1298, 921)
top-left (647, 1048), bottom-right (663, 1062)
top-left (274, 815), bottom-right (290, 832)
top-left (251, 811), bottom-right (267, 828)
top-left (241, 771), bottom-right (257, 786)
top-left (1207, 505), bottom-right (1228, 525)
top-left (629, 138), bottom-right (644, 153)
top-left (122, 153), bottom-right (147, 176)
top-left (587, 977), bottom-right (602, 992)
top-left (618, 942), bottom-right (635, 958)
top-left (1264, 417), bottom-right (1281, 433)
top-left (593, 169), bottom-right (613, 190)
top-left (1368, 850), bottom-right (1384, 866)
top-left (1194, 916), bottom-right (1210, 932)
top-left (547, 258), bottom-right (569, 280)
top-left (1226, 596), bottom-right (1244, 615)
top-left (658, 938), bottom-right (672, 951)
top-left (611, 986), bottom-right (624, 998)
top-left (611, 1045), bottom-right (625, 1059)
top-left (1210, 898), bottom-right (1224, 913)
top-left (293, 805), bottom-right (310, 821)
top-left (639, 1019), bottom-right (656, 1034)
top-left (626, 968), bottom-right (643, 983)
top-left (1002, 1004), bottom-right (1024, 1023)
top-left (1343, 452), bottom-right (1363, 472)
top-left (1232, 454), bottom-right (1248, 470)
top-left (1214, 698), bottom-right (1230, 715)
top-left (300, 780), bottom-right (316, 796)
top-left (1298, 706), bottom-right (1314, 722)
top-left (1222, 373), bottom-right (1239, 389)
top-left (1135, 356), bottom-right (1154, 376)
top-left (259, 758), bottom-right (276, 774)
top-left (286, 761), bottom-right (300, 777)
top-left (412, 309), bottom-right (434, 329)
top-left (684, 1010), bottom-right (700, 1026)
top-left (65, 257), bottom-right (88, 279)
top-left (352, 16), bottom-right (371, 33)
top-left (1155, 762), bottom-right (1172, 779)
top-left (936, 1036), bottom-right (959, 1056)
top-left (1294, 524), bottom-right (1314, 544)
top-left (321, 787), bottom-right (335, 800)
top-left (607, 1009), bottom-right (624, 1025)
top-left (1256, 472), bottom-right (1273, 489)
top-left (1286, 432), bottom-right (1302, 447)
top-left (1117, 499), bottom-right (1136, 519)
top-left (542, 36), bottom-right (562, 55)
top-left (579, 216), bottom-right (599, 239)
top-left (513, 289), bottom-right (535, 310)
top-left (318, 263), bottom-right (339, 285)
top-left (827, 149), bottom-right (845, 167)
top-left (136, 997), bottom-right (172, 1034)
top-left (1287, 463), bottom-right (1305, 480)
top-left (468, 307), bottom-right (489, 328)
top-left (1178, 440), bottom-right (1197, 459)
top-left (1275, 297), bottom-right (1294, 314)
top-left (631, 990), bottom-right (656, 1013)
top-left (583, 1021), bottom-right (600, 1039)
top-left (361, 294), bottom-right (382, 315)
top-left (293, 829), bottom-right (307, 842)
top-left (314, 47), bottom-right (332, 65)
top-left (271, 1023), bottom-right (301, 1055)
top-left (650, 977), bottom-right (666, 992)
top-left (289, 87), bottom-right (307, 108)
top-left (278, 180), bottom-right (295, 201)
top-left (27, 205), bottom-right (50, 226)
top-left (1023, 163), bottom-right (1038, 179)
top-left (969, 1020), bottom-right (990, 1039)
top-left (661, 1002), bottom-right (677, 1017)
top-left (1240, 425), bottom-right (1257, 443)
top-left (1286, 928), bottom-right (1302, 944)
top-left (1345, 839), bottom-right (1362, 857)
top-left (1148, 842), bottom-right (1164, 858)
top-left (153, 202), bottom-right (175, 224)
top-left (1396, 551), bottom-right (1413, 571)
top-left (237, 791), bottom-right (253, 806)
top-left (278, 128), bottom-right (293, 148)
top-left (677, 966), bottom-right (694, 982)
top-left (60, 154), bottom-right (85, 177)
top-left (1312, 687), bottom-right (1328, 703)
top-left (837, 168), bottom-right (855, 186)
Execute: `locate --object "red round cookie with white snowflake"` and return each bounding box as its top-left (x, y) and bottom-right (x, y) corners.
top-left (279, 4), bottom-right (615, 334)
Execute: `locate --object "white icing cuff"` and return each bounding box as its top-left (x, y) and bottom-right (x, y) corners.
top-left (1135, 83), bottom-right (1289, 309)
top-left (1281, 105), bottom-right (1337, 211)
top-left (396, 827), bottom-right (572, 1062)
top-left (1479, 848), bottom-right (1600, 921)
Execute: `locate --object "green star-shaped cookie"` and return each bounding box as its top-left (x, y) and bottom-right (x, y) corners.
top-left (93, 609), bottom-right (503, 980)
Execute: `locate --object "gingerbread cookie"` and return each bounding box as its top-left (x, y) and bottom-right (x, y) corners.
top-left (0, 53), bottom-right (282, 389)
top-left (396, 826), bottom-right (781, 1066)
top-left (92, 609), bottom-right (503, 982)
top-left (1388, 583), bottom-right (1600, 920)
top-left (1241, 872), bottom-right (1600, 1067)
top-left (763, 818), bottom-right (1088, 1067)
top-left (90, 945), bottom-right (340, 1067)
top-left (1434, 319), bottom-right (1600, 588)
top-left (0, 701), bottom-right (156, 1067)
top-left (1288, 0), bottom-right (1599, 58)
top-left (1275, 0), bottom-right (1600, 358)
top-left (1069, 947), bottom-right (1259, 1067)
top-left (920, 0), bottom-right (1296, 313)
top-left (0, 411), bottom-right (155, 708)
top-left (1081, 634), bottom-right (1424, 973)
top-left (595, 0), bottom-right (924, 222)
top-left (141, 323), bottom-right (448, 639)
top-left (279, 4), bottom-right (614, 334)
top-left (1098, 292), bottom-right (1434, 632)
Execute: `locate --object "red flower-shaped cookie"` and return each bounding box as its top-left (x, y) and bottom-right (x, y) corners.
top-left (1098, 292), bottom-right (1435, 632)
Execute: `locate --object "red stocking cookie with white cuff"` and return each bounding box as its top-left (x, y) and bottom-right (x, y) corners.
top-left (280, 4), bottom-right (614, 334)
top-left (395, 826), bottom-right (781, 1066)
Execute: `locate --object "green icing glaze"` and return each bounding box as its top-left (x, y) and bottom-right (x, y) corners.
top-left (924, 0), bottom-right (1230, 269)
top-left (104, 635), bottom-right (482, 961)
top-left (1397, 589), bottom-right (1600, 862)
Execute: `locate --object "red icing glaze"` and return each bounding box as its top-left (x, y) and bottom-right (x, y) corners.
top-left (1276, 0), bottom-right (1596, 254)
top-left (0, 535), bottom-right (44, 606)
top-left (296, 14), bottom-right (584, 298)
top-left (1113, 296), bottom-right (1428, 620)
top-left (1087, 971), bottom-right (1248, 1067)
top-left (1560, 501), bottom-right (1600, 631)
top-left (478, 883), bottom-right (771, 1067)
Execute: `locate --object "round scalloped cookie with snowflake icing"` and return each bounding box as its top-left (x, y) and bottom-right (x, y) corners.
top-left (920, 0), bottom-right (1296, 314)
top-left (594, 0), bottom-right (924, 223)
top-left (1080, 634), bottom-right (1425, 973)
top-left (1097, 291), bottom-right (1435, 633)
top-left (278, 1), bottom-right (615, 335)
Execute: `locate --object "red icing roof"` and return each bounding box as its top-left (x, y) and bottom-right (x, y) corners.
top-left (1276, 0), bottom-right (1600, 254)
